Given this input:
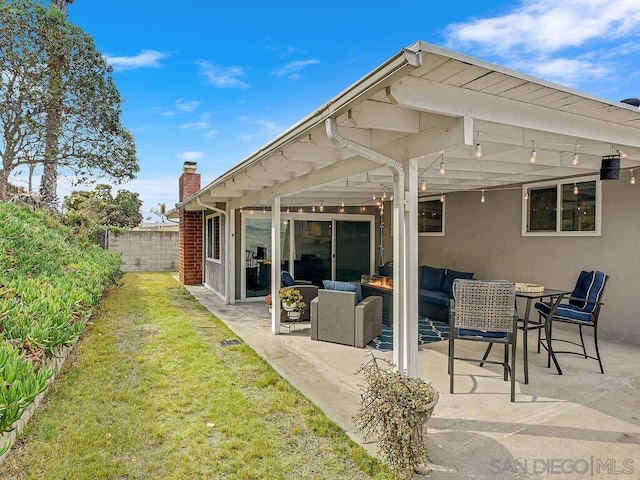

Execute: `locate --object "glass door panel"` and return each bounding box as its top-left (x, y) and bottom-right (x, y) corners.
top-left (244, 217), bottom-right (271, 298)
top-left (335, 220), bottom-right (371, 281)
top-left (293, 220), bottom-right (331, 286)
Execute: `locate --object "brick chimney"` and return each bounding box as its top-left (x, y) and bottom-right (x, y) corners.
top-left (178, 162), bottom-right (203, 285)
top-left (179, 161), bottom-right (200, 202)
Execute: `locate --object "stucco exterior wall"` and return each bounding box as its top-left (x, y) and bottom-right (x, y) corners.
top-left (108, 230), bottom-right (179, 272)
top-left (419, 181), bottom-right (640, 345)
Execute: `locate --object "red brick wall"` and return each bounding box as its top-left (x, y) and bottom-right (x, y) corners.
top-left (179, 209), bottom-right (203, 285)
top-left (178, 165), bottom-right (203, 285)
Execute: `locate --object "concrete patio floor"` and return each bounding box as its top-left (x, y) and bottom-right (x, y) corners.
top-left (185, 284), bottom-right (640, 479)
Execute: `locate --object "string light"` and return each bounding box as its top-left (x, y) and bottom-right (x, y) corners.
top-left (341, 197), bottom-right (345, 208)
top-left (631, 170), bottom-right (636, 185)
top-left (440, 192), bottom-right (444, 203)
top-left (529, 141), bottom-right (537, 164)
top-left (319, 200), bottom-right (324, 212)
top-left (439, 155), bottom-right (446, 175)
top-left (312, 203), bottom-right (316, 212)
top-left (480, 189), bottom-right (485, 203)
top-left (572, 145), bottom-right (580, 165)
top-left (474, 142), bottom-right (483, 158)
top-left (286, 206), bottom-right (290, 213)
top-left (421, 180), bottom-right (427, 192)
top-left (573, 183), bottom-right (579, 195)
top-left (365, 173), bottom-right (371, 182)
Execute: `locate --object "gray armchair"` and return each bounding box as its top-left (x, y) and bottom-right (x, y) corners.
top-left (310, 289), bottom-right (382, 348)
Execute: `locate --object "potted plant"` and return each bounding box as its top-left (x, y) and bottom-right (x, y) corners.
top-left (265, 294), bottom-right (272, 313)
top-left (353, 352), bottom-right (438, 479)
top-left (286, 300), bottom-right (306, 321)
top-left (279, 287), bottom-right (303, 311)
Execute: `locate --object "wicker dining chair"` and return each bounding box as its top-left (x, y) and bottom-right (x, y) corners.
top-left (449, 279), bottom-right (518, 402)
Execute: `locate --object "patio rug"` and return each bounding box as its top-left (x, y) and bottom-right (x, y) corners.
top-left (367, 316), bottom-right (449, 351)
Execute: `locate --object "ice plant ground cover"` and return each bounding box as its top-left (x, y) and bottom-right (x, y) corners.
top-left (0, 203), bottom-right (122, 454)
top-left (0, 273), bottom-right (391, 479)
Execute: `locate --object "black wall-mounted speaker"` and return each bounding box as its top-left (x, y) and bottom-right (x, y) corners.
top-left (600, 155), bottom-right (621, 180)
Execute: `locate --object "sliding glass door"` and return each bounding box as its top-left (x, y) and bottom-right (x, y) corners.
top-left (242, 214), bottom-right (374, 298)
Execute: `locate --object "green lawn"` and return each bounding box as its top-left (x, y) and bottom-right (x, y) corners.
top-left (0, 273), bottom-right (389, 480)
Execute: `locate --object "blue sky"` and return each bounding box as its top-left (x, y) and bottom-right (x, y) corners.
top-left (59, 0), bottom-right (640, 220)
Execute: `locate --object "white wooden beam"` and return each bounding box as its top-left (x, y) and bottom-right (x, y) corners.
top-left (343, 100), bottom-right (420, 133)
top-left (389, 77), bottom-right (640, 148)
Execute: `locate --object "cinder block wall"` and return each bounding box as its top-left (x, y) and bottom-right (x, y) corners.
top-left (108, 231), bottom-right (179, 272)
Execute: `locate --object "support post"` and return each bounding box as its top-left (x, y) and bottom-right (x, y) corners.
top-left (271, 197), bottom-right (282, 334)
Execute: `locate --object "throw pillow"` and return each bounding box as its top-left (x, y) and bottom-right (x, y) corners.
top-left (440, 269), bottom-right (474, 293)
top-left (281, 271), bottom-right (295, 287)
top-left (322, 280), bottom-right (363, 302)
top-left (420, 265), bottom-right (446, 291)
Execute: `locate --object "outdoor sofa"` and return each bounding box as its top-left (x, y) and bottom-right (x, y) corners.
top-left (418, 265), bottom-right (474, 322)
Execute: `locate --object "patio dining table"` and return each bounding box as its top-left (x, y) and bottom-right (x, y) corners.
top-left (516, 288), bottom-right (571, 384)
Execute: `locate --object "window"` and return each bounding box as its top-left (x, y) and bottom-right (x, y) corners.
top-left (206, 214), bottom-right (221, 261)
top-left (523, 177), bottom-right (601, 236)
top-left (419, 198), bottom-right (444, 236)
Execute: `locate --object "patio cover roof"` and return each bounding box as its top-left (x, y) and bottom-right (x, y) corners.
top-left (179, 40), bottom-right (640, 212)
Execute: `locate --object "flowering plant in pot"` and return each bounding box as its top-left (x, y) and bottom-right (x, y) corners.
top-left (278, 287), bottom-right (303, 311)
top-left (265, 294), bottom-right (272, 312)
top-left (354, 352), bottom-right (438, 479)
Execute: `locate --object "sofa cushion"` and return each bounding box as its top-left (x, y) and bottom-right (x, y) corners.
top-left (440, 269), bottom-right (474, 293)
top-left (322, 280), bottom-right (363, 302)
top-left (419, 289), bottom-right (451, 307)
top-left (420, 265), bottom-right (446, 291)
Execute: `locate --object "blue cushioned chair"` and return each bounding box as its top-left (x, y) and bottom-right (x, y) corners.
top-left (448, 279), bottom-right (518, 402)
top-left (534, 270), bottom-right (608, 374)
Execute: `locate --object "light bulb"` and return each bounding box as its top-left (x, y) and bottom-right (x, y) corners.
top-left (439, 160), bottom-right (446, 176)
top-left (341, 198), bottom-right (345, 208)
top-left (480, 190), bottom-right (485, 203)
top-left (530, 149), bottom-right (537, 164)
top-left (421, 180), bottom-right (427, 192)
top-left (440, 193), bottom-right (444, 203)
top-left (524, 190), bottom-right (529, 201)
top-left (319, 201), bottom-right (324, 212)
top-left (312, 204), bottom-right (316, 212)
top-left (572, 153), bottom-right (579, 165)
top-left (573, 183), bottom-right (579, 195)
top-left (631, 171), bottom-right (636, 185)
top-left (474, 143), bottom-right (483, 158)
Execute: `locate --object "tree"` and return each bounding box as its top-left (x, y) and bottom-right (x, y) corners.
top-left (0, 0), bottom-right (138, 204)
top-left (63, 184), bottom-right (143, 228)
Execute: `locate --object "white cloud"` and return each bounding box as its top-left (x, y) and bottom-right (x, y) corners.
top-left (178, 121), bottom-right (210, 130)
top-left (178, 151), bottom-right (205, 161)
top-left (175, 100), bottom-right (200, 112)
top-left (204, 129), bottom-right (219, 139)
top-left (272, 59), bottom-right (320, 78)
top-left (443, 1), bottom-right (640, 88)
top-left (518, 57), bottom-right (613, 86)
top-left (446, 0), bottom-right (640, 54)
top-left (105, 50), bottom-right (170, 71)
top-left (237, 118), bottom-right (285, 142)
top-left (198, 61), bottom-right (248, 88)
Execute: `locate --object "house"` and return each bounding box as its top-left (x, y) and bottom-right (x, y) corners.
top-left (176, 41), bottom-right (640, 375)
